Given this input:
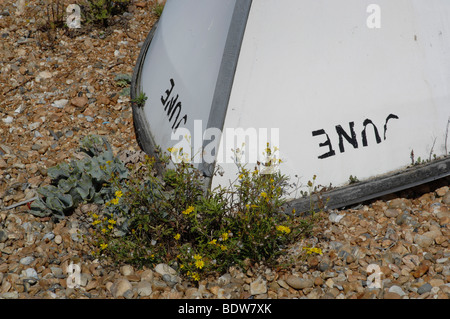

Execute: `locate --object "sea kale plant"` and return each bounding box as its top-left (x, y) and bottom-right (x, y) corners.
top-left (30, 135), bottom-right (128, 219)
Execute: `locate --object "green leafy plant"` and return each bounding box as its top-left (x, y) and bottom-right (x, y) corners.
top-left (83, 0), bottom-right (131, 27)
top-left (153, 2), bottom-right (165, 17)
top-left (115, 74), bottom-right (132, 97)
top-left (131, 92), bottom-right (148, 108)
top-left (89, 144), bottom-right (318, 281)
top-left (30, 135), bottom-right (128, 219)
top-left (348, 175), bottom-right (359, 184)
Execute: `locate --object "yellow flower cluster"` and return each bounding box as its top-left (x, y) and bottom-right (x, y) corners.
top-left (167, 146), bottom-right (190, 163)
top-left (221, 232), bottom-right (229, 241)
top-left (303, 246), bottom-right (323, 255)
top-left (208, 233), bottom-right (228, 251)
top-left (181, 206), bottom-right (195, 215)
top-left (90, 212), bottom-right (117, 235)
top-left (106, 190), bottom-right (123, 206)
top-left (187, 271), bottom-right (200, 281)
top-left (107, 218), bottom-right (116, 230)
top-left (276, 225), bottom-right (291, 234)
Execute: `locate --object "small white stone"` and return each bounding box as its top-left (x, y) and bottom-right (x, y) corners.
top-left (250, 276), bottom-right (267, 295)
top-left (2, 116), bottom-right (13, 124)
top-left (54, 235), bottom-right (62, 244)
top-left (154, 263), bottom-right (177, 277)
top-left (329, 212), bottom-right (345, 223)
top-left (120, 265), bottom-right (134, 276)
top-left (24, 268), bottom-right (38, 280)
top-left (136, 281), bottom-right (152, 297)
top-left (20, 256), bottom-right (35, 265)
top-left (111, 278), bottom-right (132, 298)
top-left (52, 99), bottom-right (69, 108)
top-left (389, 285), bottom-right (406, 296)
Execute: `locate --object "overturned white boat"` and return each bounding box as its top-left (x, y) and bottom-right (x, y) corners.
top-left (131, 0), bottom-right (450, 212)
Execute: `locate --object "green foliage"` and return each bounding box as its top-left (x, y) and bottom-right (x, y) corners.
top-left (348, 175), bottom-right (359, 184)
top-left (29, 135), bottom-right (128, 219)
top-left (131, 92), bottom-right (148, 107)
top-left (153, 2), bottom-right (165, 17)
top-left (89, 145), bottom-right (318, 281)
top-left (115, 74), bottom-right (132, 86)
top-left (115, 74), bottom-right (132, 97)
top-left (83, 0), bottom-right (131, 27)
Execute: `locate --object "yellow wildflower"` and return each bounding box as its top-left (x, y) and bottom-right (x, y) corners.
top-left (101, 228), bottom-right (107, 234)
top-left (303, 247), bottom-right (323, 255)
top-left (182, 206), bottom-right (195, 215)
top-left (111, 198), bottom-right (119, 205)
top-left (174, 233), bottom-right (181, 240)
top-left (195, 259), bottom-right (205, 269)
top-left (100, 243), bottom-right (108, 250)
top-left (193, 254), bottom-right (202, 260)
top-left (115, 190), bottom-right (123, 198)
top-left (276, 225), bottom-right (291, 234)
top-left (208, 239), bottom-right (217, 245)
top-left (220, 245), bottom-right (227, 251)
top-left (260, 192), bottom-right (267, 198)
top-left (108, 224), bottom-right (113, 230)
top-left (108, 219), bottom-right (116, 225)
top-left (92, 220), bottom-right (101, 226)
top-left (106, 160), bottom-right (112, 165)
top-left (92, 213), bottom-right (99, 219)
top-left (221, 232), bottom-right (229, 241)
top-left (191, 272), bottom-right (200, 281)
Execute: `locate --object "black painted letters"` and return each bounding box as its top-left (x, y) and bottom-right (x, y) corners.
top-left (336, 121), bottom-right (358, 153)
top-left (161, 78), bottom-right (188, 130)
top-left (312, 114), bottom-right (399, 159)
top-left (312, 129), bottom-right (336, 159)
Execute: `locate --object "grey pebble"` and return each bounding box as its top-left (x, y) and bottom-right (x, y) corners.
top-left (43, 232), bottom-right (55, 241)
top-left (417, 283), bottom-right (432, 295)
top-left (0, 230), bottom-right (8, 243)
top-left (20, 256), bottom-right (35, 265)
